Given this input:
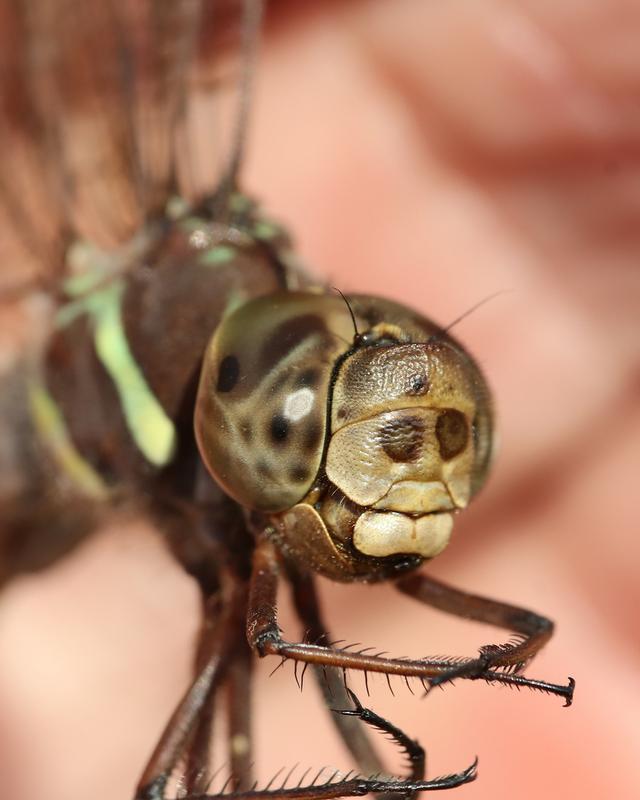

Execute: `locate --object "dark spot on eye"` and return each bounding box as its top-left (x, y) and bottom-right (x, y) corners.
top-left (336, 407), bottom-right (349, 421)
top-left (240, 419), bottom-right (253, 443)
top-left (296, 368), bottom-right (320, 388)
top-left (407, 373), bottom-right (429, 396)
top-left (378, 416), bottom-right (425, 463)
top-left (259, 314), bottom-right (327, 373)
top-left (289, 465), bottom-right (309, 483)
top-left (436, 409), bottom-right (468, 460)
top-left (216, 355), bottom-right (239, 392)
top-left (270, 413), bottom-right (289, 443)
top-left (304, 422), bottom-right (322, 452)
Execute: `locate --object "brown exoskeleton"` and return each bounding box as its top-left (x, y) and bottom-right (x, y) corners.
top-left (0, 1), bottom-right (574, 798)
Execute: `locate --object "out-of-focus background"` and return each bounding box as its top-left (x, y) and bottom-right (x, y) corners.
top-left (1, 1), bottom-right (639, 799)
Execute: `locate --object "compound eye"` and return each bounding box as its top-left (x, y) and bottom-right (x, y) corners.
top-left (436, 409), bottom-right (468, 460)
top-left (195, 292), bottom-right (357, 512)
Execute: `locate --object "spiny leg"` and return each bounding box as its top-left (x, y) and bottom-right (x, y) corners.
top-left (286, 564), bottom-right (387, 777)
top-left (335, 689), bottom-right (425, 782)
top-left (396, 573), bottom-right (574, 702)
top-left (247, 537), bottom-right (573, 704)
top-left (181, 690), bottom-right (476, 800)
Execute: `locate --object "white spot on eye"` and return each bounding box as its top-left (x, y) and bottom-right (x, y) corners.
top-left (283, 387), bottom-right (315, 422)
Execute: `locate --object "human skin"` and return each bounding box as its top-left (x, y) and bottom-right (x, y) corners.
top-left (1, 1), bottom-right (639, 799)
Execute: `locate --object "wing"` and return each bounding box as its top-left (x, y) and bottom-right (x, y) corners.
top-left (0, 0), bottom-right (253, 296)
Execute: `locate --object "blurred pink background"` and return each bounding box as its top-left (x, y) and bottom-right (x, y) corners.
top-left (1, 2), bottom-right (639, 799)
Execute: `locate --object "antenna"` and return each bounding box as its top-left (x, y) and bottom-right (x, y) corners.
top-left (332, 286), bottom-right (361, 342)
top-left (440, 289), bottom-right (511, 335)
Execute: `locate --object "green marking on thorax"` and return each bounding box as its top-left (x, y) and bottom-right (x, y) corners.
top-left (55, 279), bottom-right (178, 468)
top-left (198, 245), bottom-right (237, 267)
top-left (28, 380), bottom-right (109, 499)
top-left (166, 195), bottom-right (190, 220)
top-left (179, 216), bottom-right (211, 234)
top-left (92, 282), bottom-right (177, 467)
top-left (63, 270), bottom-right (107, 298)
top-left (252, 220), bottom-right (283, 240)
top-left (229, 192), bottom-right (253, 214)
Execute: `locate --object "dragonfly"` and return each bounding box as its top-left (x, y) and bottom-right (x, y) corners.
top-left (0, 1), bottom-right (574, 798)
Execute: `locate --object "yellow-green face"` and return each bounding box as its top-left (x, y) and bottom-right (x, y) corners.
top-left (326, 338), bottom-right (489, 561)
top-left (195, 292), bottom-right (493, 580)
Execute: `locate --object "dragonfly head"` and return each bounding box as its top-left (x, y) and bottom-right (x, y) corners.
top-left (195, 292), bottom-right (493, 581)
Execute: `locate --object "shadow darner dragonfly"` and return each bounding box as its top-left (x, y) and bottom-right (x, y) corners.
top-left (0, 1), bottom-right (574, 798)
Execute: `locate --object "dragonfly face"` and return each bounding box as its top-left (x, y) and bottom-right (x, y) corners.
top-left (0, 2), bottom-right (574, 799)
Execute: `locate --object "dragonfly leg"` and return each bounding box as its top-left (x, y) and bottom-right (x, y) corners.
top-left (286, 565), bottom-right (388, 778)
top-left (182, 599), bottom-right (253, 796)
top-left (224, 623), bottom-right (254, 790)
top-left (335, 689), bottom-right (425, 781)
top-left (395, 573), bottom-right (573, 703)
top-left (247, 537), bottom-right (573, 704)
top-left (180, 689), bottom-right (476, 799)
top-left (135, 582), bottom-right (246, 800)
top-left (181, 594), bottom-right (224, 796)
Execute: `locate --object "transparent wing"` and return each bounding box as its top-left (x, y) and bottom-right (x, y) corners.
top-left (0, 0), bottom-right (252, 294)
